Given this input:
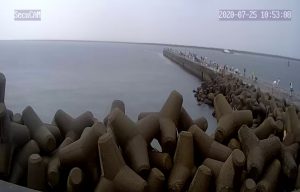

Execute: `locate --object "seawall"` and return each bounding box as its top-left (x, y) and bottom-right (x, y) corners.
top-left (163, 49), bottom-right (216, 82)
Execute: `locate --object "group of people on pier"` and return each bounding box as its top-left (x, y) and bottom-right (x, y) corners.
top-left (165, 48), bottom-right (295, 97)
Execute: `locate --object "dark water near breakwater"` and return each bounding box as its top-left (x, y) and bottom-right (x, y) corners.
top-left (0, 41), bottom-right (217, 134)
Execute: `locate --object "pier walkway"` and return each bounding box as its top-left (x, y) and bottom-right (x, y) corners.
top-left (163, 48), bottom-right (300, 107)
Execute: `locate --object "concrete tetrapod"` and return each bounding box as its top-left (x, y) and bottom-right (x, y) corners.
top-left (214, 94), bottom-right (253, 143)
top-left (238, 125), bottom-right (281, 180)
top-left (160, 90), bottom-right (183, 125)
top-left (295, 165), bottom-right (300, 189)
top-left (137, 109), bottom-right (208, 141)
top-left (216, 149), bottom-right (246, 192)
top-left (188, 165), bottom-right (212, 192)
top-left (137, 109), bottom-right (207, 148)
top-left (0, 118), bottom-right (30, 171)
top-left (137, 107), bottom-right (208, 146)
top-left (0, 142), bottom-right (11, 178)
top-left (227, 138), bottom-right (241, 150)
top-left (137, 112), bottom-right (158, 121)
top-left (203, 150), bottom-right (246, 192)
top-left (58, 122), bottom-right (106, 167)
top-left (0, 72), bottom-right (5, 103)
top-left (137, 114), bottom-right (160, 144)
top-left (54, 109), bottom-right (94, 141)
top-left (168, 131), bottom-right (196, 192)
top-left (8, 122), bottom-right (30, 148)
top-left (0, 105), bottom-right (10, 177)
top-left (273, 107), bottom-right (285, 124)
top-left (193, 117), bottom-right (208, 132)
top-left (27, 154), bottom-right (46, 190)
top-left (177, 107), bottom-right (193, 132)
top-left (215, 110), bottom-right (253, 143)
top-left (214, 94), bottom-right (233, 122)
top-left (178, 107), bottom-right (208, 132)
top-left (137, 110), bottom-right (207, 129)
top-left (6, 109), bottom-right (13, 122)
top-left (0, 122), bottom-right (31, 177)
top-left (147, 168), bottom-right (165, 192)
top-left (10, 140), bottom-right (40, 184)
top-left (104, 100), bottom-right (126, 145)
top-left (103, 99), bottom-right (125, 126)
top-left (67, 167), bottom-right (83, 192)
top-left (110, 100), bottom-right (125, 113)
top-left (47, 137), bottom-right (73, 188)
top-left (283, 106), bottom-right (300, 145)
top-left (202, 158), bottom-right (223, 179)
top-left (159, 90), bottom-right (183, 153)
top-left (22, 106), bottom-right (56, 152)
top-left (240, 179), bottom-right (256, 192)
top-left (12, 113), bottom-right (23, 124)
top-left (58, 122), bottom-right (105, 189)
top-left (257, 159), bottom-right (281, 192)
top-left (109, 108), bottom-right (150, 176)
top-left (0, 103), bottom-right (6, 133)
top-left (188, 125), bottom-right (232, 162)
top-left (281, 143), bottom-right (298, 179)
top-left (96, 132), bottom-right (147, 192)
top-left (159, 118), bottom-right (177, 154)
top-left (149, 150), bottom-right (173, 175)
top-left (254, 117), bottom-right (282, 140)
top-left (44, 124), bottom-right (63, 145)
top-left (95, 176), bottom-right (114, 192)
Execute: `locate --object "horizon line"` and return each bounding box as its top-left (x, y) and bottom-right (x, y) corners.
top-left (0, 39), bottom-right (299, 61)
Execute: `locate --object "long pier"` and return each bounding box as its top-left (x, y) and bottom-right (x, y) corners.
top-left (163, 49), bottom-right (217, 82)
top-left (163, 48), bottom-right (300, 107)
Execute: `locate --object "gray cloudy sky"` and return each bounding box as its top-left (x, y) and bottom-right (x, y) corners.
top-left (0, 0), bottom-right (299, 58)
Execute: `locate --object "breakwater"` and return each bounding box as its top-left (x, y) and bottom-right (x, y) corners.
top-left (163, 48), bottom-right (300, 107)
top-left (163, 49), bottom-right (217, 82)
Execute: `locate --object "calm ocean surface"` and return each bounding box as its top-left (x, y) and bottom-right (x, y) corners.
top-left (0, 41), bottom-right (216, 134)
top-left (0, 41), bottom-right (299, 134)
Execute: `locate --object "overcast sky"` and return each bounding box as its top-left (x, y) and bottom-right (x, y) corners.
top-left (0, 0), bottom-right (299, 58)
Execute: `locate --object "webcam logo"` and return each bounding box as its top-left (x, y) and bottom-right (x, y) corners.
top-left (14, 10), bottom-right (41, 21)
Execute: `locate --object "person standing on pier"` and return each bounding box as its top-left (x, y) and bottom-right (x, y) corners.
top-left (243, 68), bottom-right (246, 77)
top-left (290, 82), bottom-right (293, 97)
top-left (251, 72), bottom-right (257, 82)
top-left (272, 81), bottom-right (276, 94)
